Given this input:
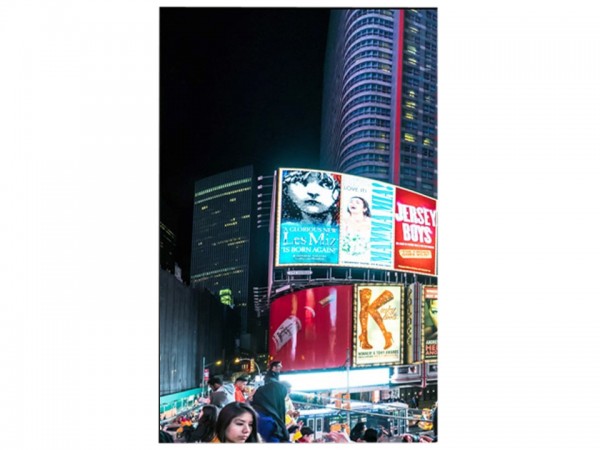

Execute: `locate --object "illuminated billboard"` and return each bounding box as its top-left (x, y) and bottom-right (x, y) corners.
top-left (352, 285), bottom-right (403, 367)
top-left (274, 168), bottom-right (436, 276)
top-left (422, 285), bottom-right (438, 362)
top-left (269, 285), bottom-right (353, 371)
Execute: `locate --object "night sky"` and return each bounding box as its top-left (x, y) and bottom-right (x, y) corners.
top-left (160, 8), bottom-right (332, 277)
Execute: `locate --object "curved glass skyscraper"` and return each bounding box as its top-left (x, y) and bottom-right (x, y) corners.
top-left (321, 9), bottom-right (437, 198)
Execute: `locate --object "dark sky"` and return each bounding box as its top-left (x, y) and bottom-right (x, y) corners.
top-left (160, 8), bottom-right (331, 276)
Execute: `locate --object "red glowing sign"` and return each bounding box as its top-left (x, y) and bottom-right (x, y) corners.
top-left (269, 285), bottom-right (353, 371)
top-left (394, 188), bottom-right (437, 275)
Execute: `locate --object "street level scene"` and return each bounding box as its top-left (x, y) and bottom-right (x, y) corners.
top-left (160, 8), bottom-right (438, 443)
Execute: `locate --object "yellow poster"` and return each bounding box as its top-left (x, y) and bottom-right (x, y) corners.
top-left (353, 285), bottom-right (403, 367)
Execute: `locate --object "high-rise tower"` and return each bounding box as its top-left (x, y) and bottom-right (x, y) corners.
top-left (321, 9), bottom-right (437, 198)
top-left (190, 166), bottom-right (254, 334)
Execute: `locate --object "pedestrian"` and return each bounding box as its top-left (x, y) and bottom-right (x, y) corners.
top-left (189, 404), bottom-right (218, 443)
top-left (250, 379), bottom-right (290, 442)
top-left (213, 402), bottom-right (259, 443)
top-left (297, 426), bottom-right (315, 443)
top-left (361, 428), bottom-right (379, 442)
top-left (234, 375), bottom-right (249, 403)
top-left (263, 360), bottom-right (282, 384)
top-left (208, 375), bottom-right (235, 410)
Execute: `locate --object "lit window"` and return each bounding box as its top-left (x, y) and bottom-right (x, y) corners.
top-left (404, 133), bottom-right (415, 142)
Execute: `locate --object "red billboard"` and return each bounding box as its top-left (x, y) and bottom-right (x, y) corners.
top-left (394, 187), bottom-right (437, 275)
top-left (269, 285), bottom-right (353, 371)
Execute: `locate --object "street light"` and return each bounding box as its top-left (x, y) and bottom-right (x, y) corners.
top-left (201, 357), bottom-right (222, 397)
top-left (234, 357), bottom-right (262, 384)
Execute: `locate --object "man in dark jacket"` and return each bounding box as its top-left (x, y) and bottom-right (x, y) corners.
top-left (263, 360), bottom-right (282, 384)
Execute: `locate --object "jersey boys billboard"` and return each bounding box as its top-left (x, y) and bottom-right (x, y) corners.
top-left (274, 168), bottom-right (437, 276)
top-left (269, 285), bottom-right (353, 371)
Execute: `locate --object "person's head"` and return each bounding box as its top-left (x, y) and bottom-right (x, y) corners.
top-left (347, 196), bottom-right (371, 218)
top-left (350, 421), bottom-right (366, 442)
top-left (215, 402), bottom-right (259, 443)
top-left (362, 428), bottom-right (379, 442)
top-left (208, 375), bottom-right (223, 391)
top-left (427, 298), bottom-right (438, 327)
top-left (281, 170), bottom-right (340, 224)
top-left (235, 376), bottom-right (249, 390)
top-left (269, 360), bottom-right (283, 373)
top-left (189, 405), bottom-right (218, 443)
top-left (300, 426), bottom-right (315, 442)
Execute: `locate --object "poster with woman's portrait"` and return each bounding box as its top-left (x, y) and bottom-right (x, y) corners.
top-left (277, 169), bottom-right (341, 265)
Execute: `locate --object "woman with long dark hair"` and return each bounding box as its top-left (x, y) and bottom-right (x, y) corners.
top-left (186, 405), bottom-right (218, 443)
top-left (214, 402), bottom-right (259, 443)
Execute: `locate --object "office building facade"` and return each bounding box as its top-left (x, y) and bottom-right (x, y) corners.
top-left (190, 166), bottom-right (254, 333)
top-left (321, 9), bottom-right (437, 198)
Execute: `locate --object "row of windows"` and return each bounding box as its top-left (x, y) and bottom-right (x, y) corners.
top-left (344, 71), bottom-right (392, 92)
top-left (404, 75), bottom-right (423, 88)
top-left (194, 177), bottom-right (251, 198)
top-left (346, 9), bottom-right (394, 28)
top-left (343, 82), bottom-right (391, 104)
top-left (341, 129), bottom-right (390, 149)
top-left (342, 152), bottom-right (390, 168)
top-left (194, 186), bottom-right (252, 205)
top-left (346, 49), bottom-right (393, 67)
top-left (425, 42), bottom-right (437, 52)
top-left (341, 117), bottom-right (390, 137)
top-left (343, 105), bottom-right (390, 123)
top-left (346, 15), bottom-right (394, 40)
top-left (340, 140), bottom-right (389, 160)
top-left (421, 171), bottom-right (436, 180)
top-left (342, 94), bottom-right (391, 117)
top-left (345, 37), bottom-right (393, 61)
top-left (403, 145), bottom-right (435, 158)
top-left (402, 155), bottom-right (417, 165)
top-left (346, 27), bottom-right (394, 53)
top-left (402, 167), bottom-right (417, 177)
top-left (350, 165), bottom-right (389, 176)
top-left (421, 159), bottom-right (435, 169)
top-left (422, 114), bottom-right (436, 125)
top-left (423, 103), bottom-right (436, 114)
top-left (343, 60), bottom-right (392, 85)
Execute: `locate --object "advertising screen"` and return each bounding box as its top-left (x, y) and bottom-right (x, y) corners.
top-left (422, 285), bottom-right (438, 361)
top-left (269, 285), bottom-right (353, 371)
top-left (352, 285), bottom-right (403, 367)
top-left (274, 168), bottom-right (436, 276)
top-left (394, 188), bottom-right (438, 275)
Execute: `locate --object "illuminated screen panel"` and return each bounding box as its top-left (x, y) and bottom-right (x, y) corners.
top-left (352, 285), bottom-right (403, 367)
top-left (422, 285), bottom-right (438, 362)
top-left (274, 168), bottom-right (437, 276)
top-left (269, 285), bottom-right (353, 371)
top-left (394, 188), bottom-right (438, 275)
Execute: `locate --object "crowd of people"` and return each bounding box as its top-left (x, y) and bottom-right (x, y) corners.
top-left (160, 360), bottom-right (437, 443)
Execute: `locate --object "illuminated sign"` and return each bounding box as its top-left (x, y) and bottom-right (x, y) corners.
top-left (269, 285), bottom-right (353, 371)
top-left (422, 285), bottom-right (438, 361)
top-left (352, 285), bottom-right (403, 367)
top-left (274, 168), bottom-right (437, 276)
